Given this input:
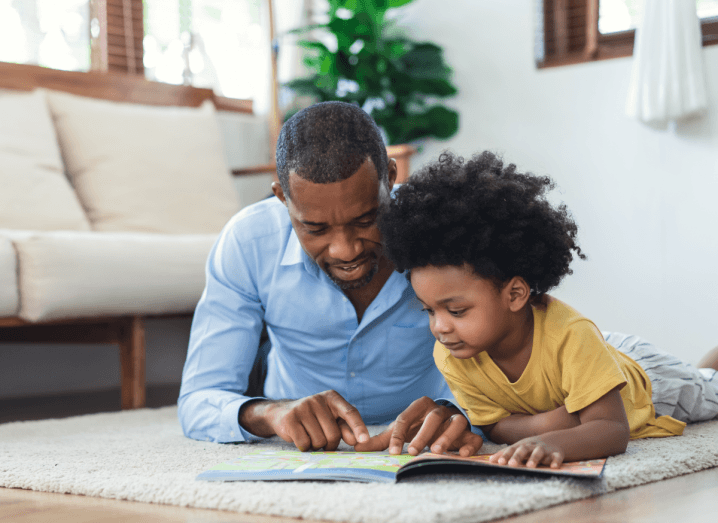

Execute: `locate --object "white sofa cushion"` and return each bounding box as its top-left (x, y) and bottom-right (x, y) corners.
top-left (0, 236), bottom-right (19, 316)
top-left (12, 231), bottom-right (217, 322)
top-left (45, 90), bottom-right (241, 234)
top-left (0, 90), bottom-right (91, 231)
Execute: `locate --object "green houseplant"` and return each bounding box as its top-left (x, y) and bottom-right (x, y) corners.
top-left (284, 0), bottom-right (459, 145)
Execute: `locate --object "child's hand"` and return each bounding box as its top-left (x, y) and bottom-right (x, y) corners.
top-left (489, 436), bottom-right (565, 469)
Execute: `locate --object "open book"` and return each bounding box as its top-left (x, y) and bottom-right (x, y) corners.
top-left (196, 450), bottom-right (607, 483)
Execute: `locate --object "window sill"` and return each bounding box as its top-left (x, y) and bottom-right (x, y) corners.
top-left (0, 61), bottom-right (253, 114)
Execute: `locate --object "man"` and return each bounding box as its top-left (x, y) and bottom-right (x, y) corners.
top-left (178, 101), bottom-right (482, 455)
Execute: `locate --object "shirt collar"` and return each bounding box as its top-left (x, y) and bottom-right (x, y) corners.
top-left (281, 228), bottom-right (320, 278)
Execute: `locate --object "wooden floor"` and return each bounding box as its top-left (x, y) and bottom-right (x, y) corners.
top-left (2, 389), bottom-right (718, 523)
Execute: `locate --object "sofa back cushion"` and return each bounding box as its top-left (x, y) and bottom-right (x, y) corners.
top-left (0, 90), bottom-right (91, 231)
top-left (46, 90), bottom-right (241, 234)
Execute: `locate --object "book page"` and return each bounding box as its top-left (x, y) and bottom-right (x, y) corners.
top-left (197, 450), bottom-right (416, 483)
top-left (400, 452), bottom-right (607, 478)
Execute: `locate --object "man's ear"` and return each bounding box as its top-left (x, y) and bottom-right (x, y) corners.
top-left (387, 158), bottom-right (398, 190)
top-left (272, 181), bottom-right (288, 206)
top-left (505, 276), bottom-right (531, 312)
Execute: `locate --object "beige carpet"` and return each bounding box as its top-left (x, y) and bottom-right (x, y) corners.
top-left (1, 406), bottom-right (718, 523)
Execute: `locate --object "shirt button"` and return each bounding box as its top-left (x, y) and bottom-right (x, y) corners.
top-left (350, 372), bottom-right (356, 378)
top-left (342, 296), bottom-right (348, 302)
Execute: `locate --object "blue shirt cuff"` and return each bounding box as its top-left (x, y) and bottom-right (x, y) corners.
top-left (222, 397), bottom-right (269, 443)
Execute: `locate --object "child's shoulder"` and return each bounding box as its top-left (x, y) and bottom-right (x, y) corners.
top-left (534, 296), bottom-right (604, 346)
top-left (534, 295), bottom-right (588, 325)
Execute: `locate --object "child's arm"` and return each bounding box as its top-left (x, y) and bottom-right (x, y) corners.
top-left (482, 405), bottom-right (581, 444)
top-left (488, 386), bottom-right (630, 468)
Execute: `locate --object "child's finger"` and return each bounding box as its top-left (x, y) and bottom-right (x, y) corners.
top-left (549, 452), bottom-right (564, 469)
top-left (488, 450), bottom-right (505, 463)
top-left (525, 446), bottom-right (545, 468)
top-left (429, 414), bottom-right (467, 454)
top-left (495, 446), bottom-right (517, 465)
top-left (508, 445), bottom-right (531, 466)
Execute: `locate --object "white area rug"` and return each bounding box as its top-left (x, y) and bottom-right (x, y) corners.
top-left (2, 406), bottom-right (718, 523)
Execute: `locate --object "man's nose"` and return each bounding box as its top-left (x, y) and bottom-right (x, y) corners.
top-left (328, 229), bottom-right (362, 261)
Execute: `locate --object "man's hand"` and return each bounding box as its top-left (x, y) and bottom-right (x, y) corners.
top-left (239, 390), bottom-right (370, 451)
top-left (489, 436), bottom-right (565, 469)
top-left (354, 396), bottom-right (483, 456)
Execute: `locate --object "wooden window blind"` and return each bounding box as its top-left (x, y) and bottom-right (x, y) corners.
top-left (90, 0), bottom-right (144, 75)
top-left (537, 0), bottom-right (718, 68)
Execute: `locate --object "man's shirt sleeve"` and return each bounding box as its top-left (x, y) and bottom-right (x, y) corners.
top-left (177, 221), bottom-right (266, 443)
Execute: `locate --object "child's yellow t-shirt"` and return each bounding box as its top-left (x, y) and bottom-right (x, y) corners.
top-left (434, 296), bottom-right (685, 439)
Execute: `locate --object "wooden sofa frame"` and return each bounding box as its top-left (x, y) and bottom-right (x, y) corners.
top-left (0, 62), bottom-right (416, 410)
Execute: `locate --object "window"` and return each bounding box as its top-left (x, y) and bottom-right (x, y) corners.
top-left (0, 0), bottom-right (268, 105)
top-left (0, 0), bottom-right (90, 72)
top-left (143, 0), bottom-right (268, 101)
top-left (536, 0), bottom-right (718, 68)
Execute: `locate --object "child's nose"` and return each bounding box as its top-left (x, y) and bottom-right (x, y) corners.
top-left (432, 314), bottom-right (451, 334)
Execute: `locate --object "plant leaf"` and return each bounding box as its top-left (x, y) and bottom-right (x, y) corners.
top-left (377, 105), bottom-right (459, 144)
top-left (399, 44), bottom-right (452, 79)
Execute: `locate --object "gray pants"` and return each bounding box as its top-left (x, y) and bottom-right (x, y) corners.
top-left (603, 332), bottom-right (718, 423)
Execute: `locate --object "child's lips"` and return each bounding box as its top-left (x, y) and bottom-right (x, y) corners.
top-left (442, 341), bottom-right (463, 350)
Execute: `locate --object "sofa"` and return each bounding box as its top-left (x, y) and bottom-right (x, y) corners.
top-left (0, 64), bottom-right (273, 409)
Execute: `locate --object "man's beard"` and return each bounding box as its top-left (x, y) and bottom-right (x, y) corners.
top-left (326, 256), bottom-right (380, 290)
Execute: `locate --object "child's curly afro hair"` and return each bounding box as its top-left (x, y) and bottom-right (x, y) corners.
top-left (379, 151), bottom-right (586, 298)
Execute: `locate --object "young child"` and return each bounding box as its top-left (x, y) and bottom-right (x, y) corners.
top-left (378, 151), bottom-right (718, 468)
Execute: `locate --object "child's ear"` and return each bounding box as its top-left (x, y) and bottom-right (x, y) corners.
top-left (506, 276), bottom-right (531, 312)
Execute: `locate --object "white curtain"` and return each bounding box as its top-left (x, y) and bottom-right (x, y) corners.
top-left (625, 0), bottom-right (708, 124)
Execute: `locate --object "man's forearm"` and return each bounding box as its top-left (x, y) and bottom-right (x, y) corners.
top-left (238, 399), bottom-right (283, 438)
top-left (488, 406), bottom-right (581, 444)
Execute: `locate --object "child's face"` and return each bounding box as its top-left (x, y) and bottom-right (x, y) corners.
top-left (411, 264), bottom-right (515, 359)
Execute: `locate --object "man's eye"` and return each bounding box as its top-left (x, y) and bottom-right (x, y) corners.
top-left (307, 228), bottom-right (326, 236)
top-left (356, 219), bottom-right (375, 228)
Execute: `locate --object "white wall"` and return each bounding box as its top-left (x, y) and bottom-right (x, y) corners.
top-left (400, 0), bottom-right (718, 365)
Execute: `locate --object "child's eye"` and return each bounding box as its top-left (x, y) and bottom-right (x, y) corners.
top-left (421, 307), bottom-right (434, 315)
top-left (448, 309), bottom-right (466, 317)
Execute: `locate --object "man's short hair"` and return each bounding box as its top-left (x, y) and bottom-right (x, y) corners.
top-left (276, 101), bottom-right (389, 198)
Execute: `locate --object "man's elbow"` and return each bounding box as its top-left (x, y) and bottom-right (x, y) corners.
top-left (176, 395), bottom-right (195, 438)
top-left (177, 394), bottom-right (212, 441)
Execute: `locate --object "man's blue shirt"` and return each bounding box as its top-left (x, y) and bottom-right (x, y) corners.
top-left (178, 196), bottom-right (453, 443)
